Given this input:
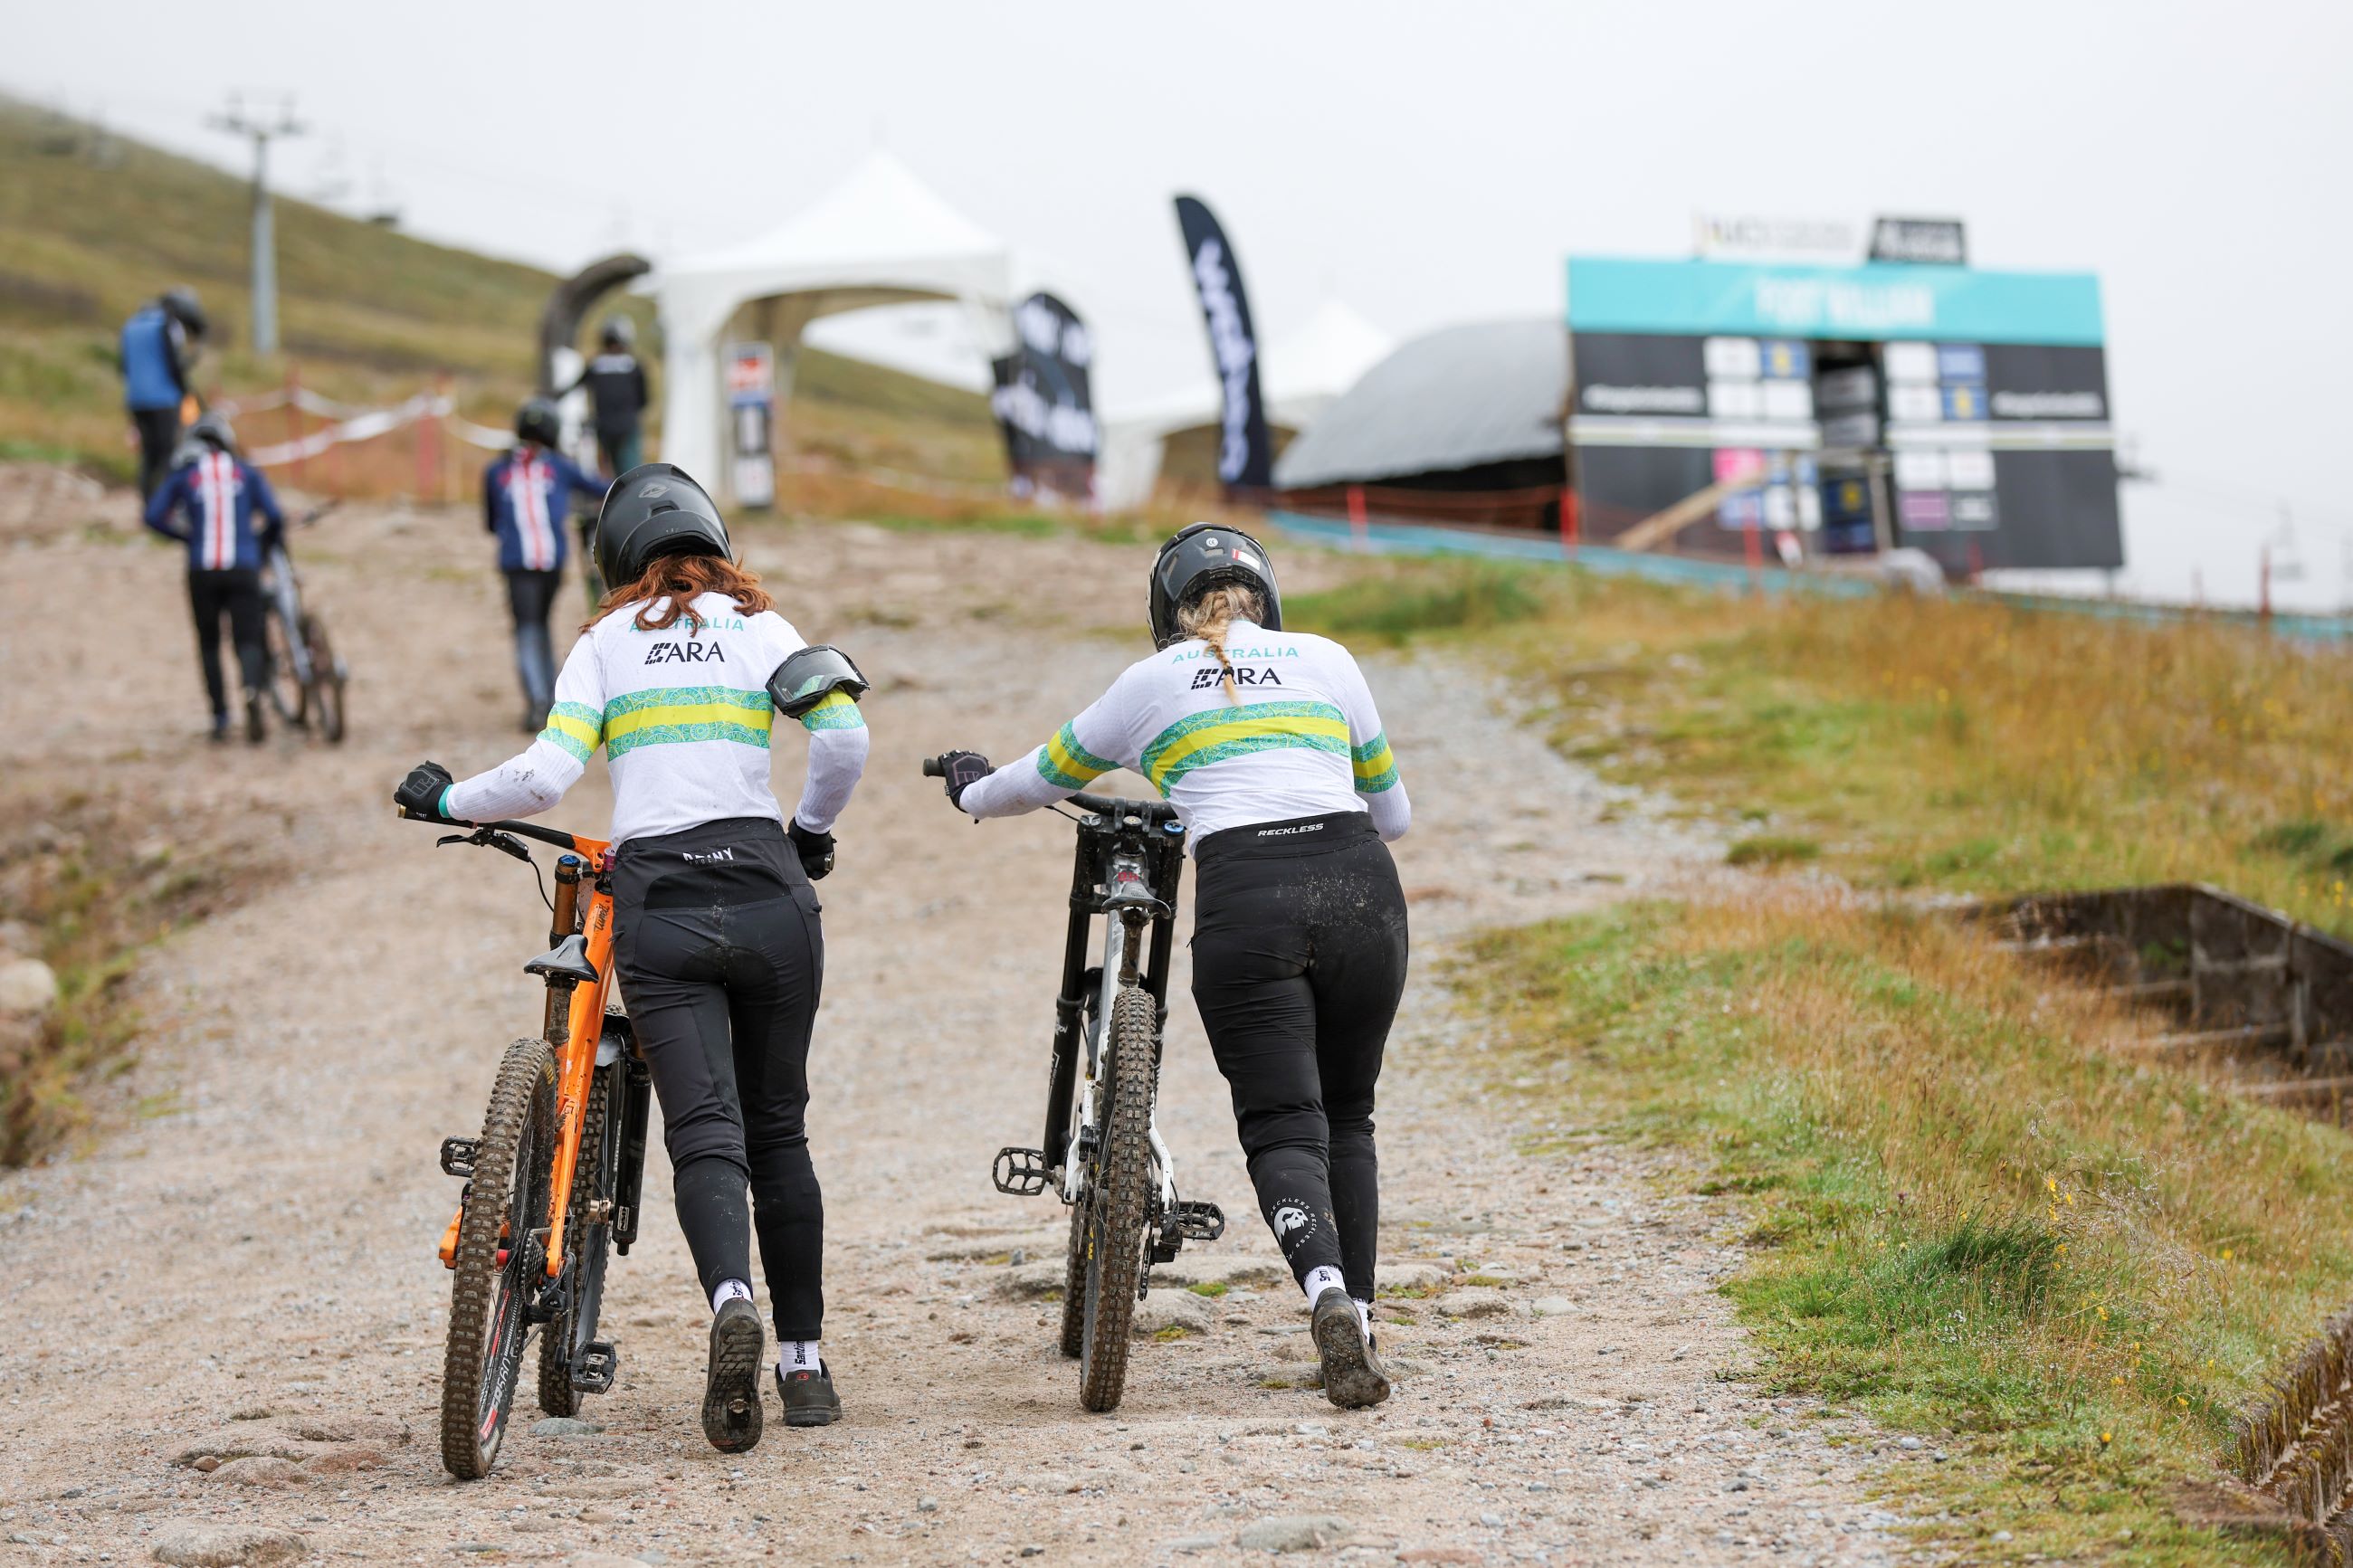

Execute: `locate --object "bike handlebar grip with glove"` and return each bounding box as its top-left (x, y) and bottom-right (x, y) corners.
top-left (788, 819), bottom-right (836, 880)
top-left (932, 751), bottom-right (994, 810)
top-left (395, 761), bottom-right (458, 823)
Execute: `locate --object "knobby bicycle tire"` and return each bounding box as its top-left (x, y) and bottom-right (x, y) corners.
top-left (303, 615), bottom-right (346, 745)
top-left (1057, 1187), bottom-right (1088, 1359)
top-left (1078, 985), bottom-right (1157, 1411)
top-left (441, 1038), bottom-right (556, 1479)
top-left (538, 1063), bottom-right (614, 1416)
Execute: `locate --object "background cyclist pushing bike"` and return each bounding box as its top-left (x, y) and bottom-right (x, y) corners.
top-left (936, 521), bottom-right (1413, 1410)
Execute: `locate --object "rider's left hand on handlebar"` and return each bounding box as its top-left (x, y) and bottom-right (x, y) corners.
top-left (395, 761), bottom-right (458, 823)
top-left (938, 750), bottom-right (993, 810)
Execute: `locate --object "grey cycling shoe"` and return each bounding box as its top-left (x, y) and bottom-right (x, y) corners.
top-left (777, 1361), bottom-right (843, 1427)
top-left (1310, 1287), bottom-right (1392, 1410)
top-left (702, 1297), bottom-right (766, 1452)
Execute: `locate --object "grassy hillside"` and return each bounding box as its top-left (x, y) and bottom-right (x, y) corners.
top-left (1290, 562), bottom-right (2353, 1562)
top-left (0, 95), bottom-right (999, 489)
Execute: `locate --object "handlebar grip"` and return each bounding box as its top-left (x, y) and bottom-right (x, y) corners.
top-left (921, 757), bottom-right (947, 778)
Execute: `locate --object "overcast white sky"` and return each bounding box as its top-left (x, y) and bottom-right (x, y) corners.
top-left (14, 0), bottom-right (2350, 606)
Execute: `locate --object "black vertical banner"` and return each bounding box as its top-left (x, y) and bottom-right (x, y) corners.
top-left (989, 292), bottom-right (1099, 500)
top-left (1174, 195), bottom-right (1272, 492)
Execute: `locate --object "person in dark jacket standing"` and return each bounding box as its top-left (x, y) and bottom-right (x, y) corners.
top-left (120, 287), bottom-right (208, 500)
top-left (485, 398), bottom-right (608, 731)
top-left (564, 316), bottom-right (652, 474)
top-left (145, 411), bottom-right (282, 743)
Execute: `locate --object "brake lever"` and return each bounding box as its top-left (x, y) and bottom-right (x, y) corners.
top-left (435, 826), bottom-right (532, 862)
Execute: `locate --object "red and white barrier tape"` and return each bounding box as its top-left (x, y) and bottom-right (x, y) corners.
top-left (241, 394), bottom-right (515, 468)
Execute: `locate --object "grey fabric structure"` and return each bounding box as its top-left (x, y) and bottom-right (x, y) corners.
top-left (1272, 319), bottom-right (1569, 489)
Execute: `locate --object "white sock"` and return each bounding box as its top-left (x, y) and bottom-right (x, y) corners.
top-left (710, 1278), bottom-right (753, 1314)
top-left (778, 1339), bottom-right (822, 1377)
top-left (1354, 1297), bottom-right (1372, 1336)
top-left (1300, 1265), bottom-right (1347, 1306)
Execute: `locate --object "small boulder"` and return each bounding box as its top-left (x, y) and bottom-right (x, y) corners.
top-left (1529, 1297), bottom-right (1575, 1317)
top-left (1431, 1288), bottom-right (1515, 1320)
top-left (1133, 1294), bottom-right (1211, 1337)
top-left (207, 1456), bottom-right (303, 1488)
top-left (530, 1417), bottom-right (605, 1438)
top-left (150, 1523), bottom-right (307, 1567)
top-left (1234, 1515), bottom-right (1351, 1552)
top-left (0, 958), bottom-right (57, 1016)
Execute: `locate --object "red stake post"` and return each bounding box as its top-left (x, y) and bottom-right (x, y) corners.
top-left (1743, 516), bottom-right (1763, 594)
top-left (1558, 483), bottom-right (1580, 558)
top-left (1347, 485), bottom-right (1368, 552)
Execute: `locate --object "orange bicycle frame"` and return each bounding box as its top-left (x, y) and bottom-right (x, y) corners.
top-left (541, 837), bottom-right (615, 1279)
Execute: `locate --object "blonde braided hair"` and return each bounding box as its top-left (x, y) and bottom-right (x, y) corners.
top-left (1176, 585), bottom-right (1266, 705)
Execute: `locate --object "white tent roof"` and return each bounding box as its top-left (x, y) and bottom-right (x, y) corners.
top-left (1096, 300), bottom-right (1395, 508)
top-left (651, 152), bottom-right (1017, 491)
top-left (1109, 299), bottom-right (1395, 432)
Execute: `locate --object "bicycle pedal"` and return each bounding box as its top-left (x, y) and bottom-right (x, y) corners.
top-left (992, 1146), bottom-right (1051, 1197)
top-left (439, 1137), bottom-right (478, 1179)
top-left (570, 1340), bottom-right (618, 1394)
top-left (1172, 1201), bottom-right (1226, 1242)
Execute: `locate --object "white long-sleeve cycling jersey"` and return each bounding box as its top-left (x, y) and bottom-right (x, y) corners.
top-left (958, 618), bottom-right (1407, 851)
top-left (446, 591), bottom-right (869, 846)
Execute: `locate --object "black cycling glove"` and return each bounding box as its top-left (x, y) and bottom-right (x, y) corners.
top-left (788, 818), bottom-right (836, 881)
top-left (939, 750), bottom-right (993, 810)
top-left (394, 761), bottom-right (457, 823)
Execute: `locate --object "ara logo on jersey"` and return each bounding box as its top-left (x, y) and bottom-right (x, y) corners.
top-left (643, 641), bottom-right (727, 665)
top-left (1188, 664), bottom-right (1284, 690)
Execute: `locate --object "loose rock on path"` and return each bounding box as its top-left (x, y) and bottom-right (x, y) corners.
top-left (0, 485), bottom-right (1910, 1564)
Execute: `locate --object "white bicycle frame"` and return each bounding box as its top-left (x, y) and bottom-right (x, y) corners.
top-left (1062, 906), bottom-right (1179, 1215)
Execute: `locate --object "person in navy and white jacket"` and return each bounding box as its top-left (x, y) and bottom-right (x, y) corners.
top-left (144, 411), bottom-right (284, 744)
top-left (486, 398), bottom-right (608, 731)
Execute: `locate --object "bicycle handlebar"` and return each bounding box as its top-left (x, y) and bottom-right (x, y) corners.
top-left (919, 755), bottom-right (1177, 826)
top-left (398, 806), bottom-right (597, 855)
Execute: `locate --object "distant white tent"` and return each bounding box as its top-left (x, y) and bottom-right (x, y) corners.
top-left (648, 152), bottom-right (1016, 500)
top-left (1097, 300), bottom-right (1395, 508)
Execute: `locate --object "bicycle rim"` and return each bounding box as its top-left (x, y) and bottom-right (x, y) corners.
top-left (1077, 985), bottom-right (1157, 1412)
top-left (441, 1039), bottom-right (555, 1479)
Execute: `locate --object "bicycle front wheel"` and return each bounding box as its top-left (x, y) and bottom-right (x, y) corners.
top-left (442, 1038), bottom-right (556, 1479)
top-left (301, 614), bottom-right (347, 745)
top-left (1078, 985), bottom-right (1157, 1412)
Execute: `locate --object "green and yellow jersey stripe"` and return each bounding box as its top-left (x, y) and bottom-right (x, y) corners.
top-left (602, 685), bottom-right (773, 758)
top-left (538, 700), bottom-right (604, 763)
top-left (1351, 732), bottom-right (1400, 794)
top-left (799, 690), bottom-right (866, 732)
top-left (1037, 721), bottom-right (1119, 791)
top-left (1138, 700), bottom-right (1349, 794)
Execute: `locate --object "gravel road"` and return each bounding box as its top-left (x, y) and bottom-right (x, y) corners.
top-left (0, 489), bottom-right (1912, 1566)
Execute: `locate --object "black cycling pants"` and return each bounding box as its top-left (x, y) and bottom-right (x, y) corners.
top-left (133, 406), bottom-right (181, 501)
top-left (613, 818), bottom-right (827, 1342)
top-left (186, 567), bottom-right (267, 719)
top-left (1190, 812), bottom-right (1409, 1300)
top-left (503, 568), bottom-right (561, 713)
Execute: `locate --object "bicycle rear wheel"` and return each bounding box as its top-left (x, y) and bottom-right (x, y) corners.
top-left (300, 614), bottom-right (347, 745)
top-left (1077, 985), bottom-right (1157, 1412)
top-left (442, 1038), bottom-right (556, 1479)
top-left (538, 1062), bottom-right (615, 1416)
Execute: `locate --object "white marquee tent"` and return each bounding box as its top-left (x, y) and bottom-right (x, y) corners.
top-left (1096, 299), bottom-right (1395, 508)
top-left (648, 152), bottom-right (1015, 499)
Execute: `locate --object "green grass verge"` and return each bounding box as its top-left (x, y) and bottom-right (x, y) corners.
top-left (1469, 895), bottom-right (2353, 1563)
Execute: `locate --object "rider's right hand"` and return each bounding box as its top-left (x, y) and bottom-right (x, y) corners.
top-left (395, 760), bottom-right (458, 822)
top-left (938, 750), bottom-right (993, 810)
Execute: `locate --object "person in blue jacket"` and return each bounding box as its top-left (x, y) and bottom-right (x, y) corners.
top-left (485, 398), bottom-right (609, 731)
top-left (145, 412), bottom-right (283, 743)
top-left (119, 287), bottom-right (209, 500)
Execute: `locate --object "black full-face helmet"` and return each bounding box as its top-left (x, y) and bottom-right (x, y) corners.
top-left (1148, 521), bottom-right (1282, 648)
top-left (161, 286), bottom-right (208, 337)
top-left (594, 462), bottom-right (732, 589)
top-left (514, 397), bottom-right (561, 449)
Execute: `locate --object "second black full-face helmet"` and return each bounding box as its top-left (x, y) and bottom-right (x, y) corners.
top-left (514, 396), bottom-right (561, 450)
top-left (1148, 521), bottom-right (1282, 648)
top-left (594, 462), bottom-right (732, 589)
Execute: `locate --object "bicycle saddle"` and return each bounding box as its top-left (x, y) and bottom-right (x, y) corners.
top-left (524, 934), bottom-right (599, 984)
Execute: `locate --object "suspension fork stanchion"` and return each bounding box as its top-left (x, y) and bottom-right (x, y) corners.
top-left (1042, 831), bottom-right (1099, 1175)
top-left (546, 881), bottom-right (616, 1278)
